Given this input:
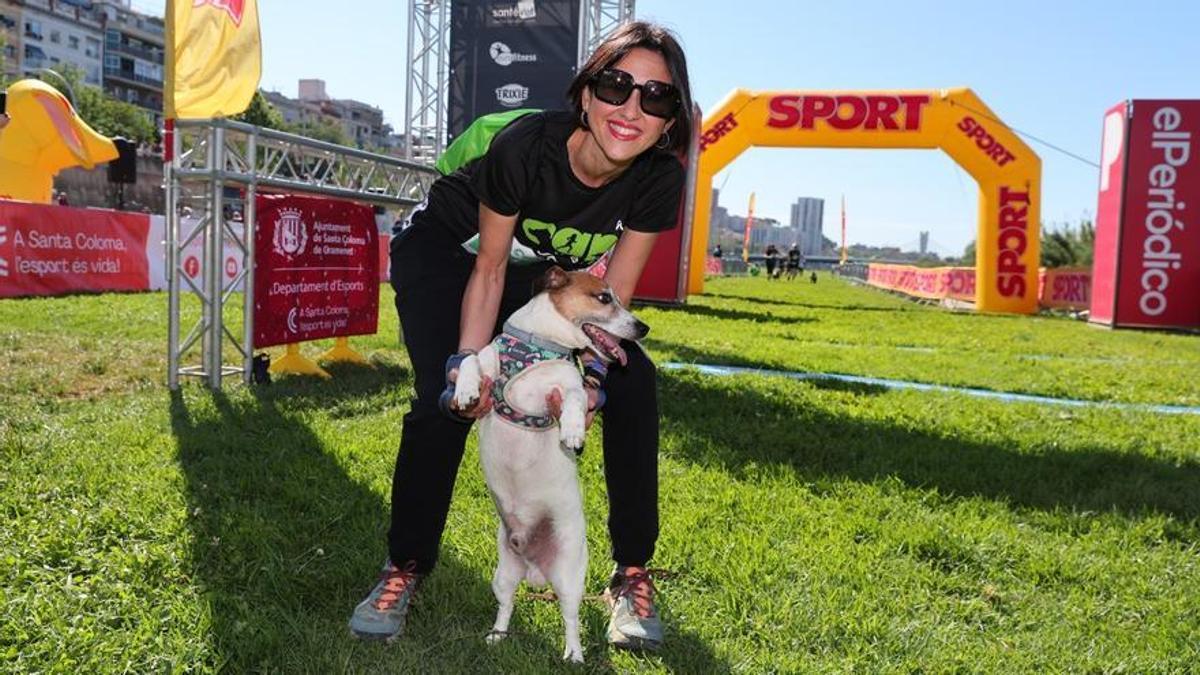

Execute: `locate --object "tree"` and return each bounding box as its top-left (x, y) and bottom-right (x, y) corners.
top-left (233, 91), bottom-right (286, 130)
top-left (1041, 220), bottom-right (1094, 268)
top-left (286, 116), bottom-right (349, 146)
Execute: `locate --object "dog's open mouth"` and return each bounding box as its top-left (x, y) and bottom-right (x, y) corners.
top-left (581, 323), bottom-right (627, 366)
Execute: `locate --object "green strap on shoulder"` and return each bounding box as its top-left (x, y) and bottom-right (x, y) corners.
top-left (435, 108), bottom-right (542, 175)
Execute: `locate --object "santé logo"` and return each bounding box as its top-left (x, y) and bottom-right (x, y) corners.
top-left (491, 0), bottom-right (536, 21)
top-left (193, 0), bottom-right (247, 26)
top-left (272, 207), bottom-right (308, 257)
top-left (496, 83), bottom-right (530, 108)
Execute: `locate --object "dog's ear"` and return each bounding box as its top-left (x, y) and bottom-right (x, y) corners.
top-left (532, 266), bottom-right (570, 295)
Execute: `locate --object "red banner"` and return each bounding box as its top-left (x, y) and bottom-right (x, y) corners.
top-left (253, 194), bottom-right (378, 348)
top-left (0, 201), bottom-right (149, 298)
top-left (866, 264), bottom-right (975, 302)
top-left (1113, 100), bottom-right (1200, 329)
top-left (1089, 101), bottom-right (1129, 324)
top-left (1038, 267), bottom-right (1091, 310)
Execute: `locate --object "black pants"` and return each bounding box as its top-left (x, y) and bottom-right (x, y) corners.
top-left (387, 223), bottom-right (659, 574)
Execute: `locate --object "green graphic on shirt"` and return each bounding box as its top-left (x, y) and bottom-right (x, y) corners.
top-left (522, 217), bottom-right (619, 264)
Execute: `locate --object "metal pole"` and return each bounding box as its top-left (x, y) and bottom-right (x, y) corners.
top-left (166, 120), bottom-right (181, 390)
top-left (206, 125), bottom-right (226, 390)
top-left (676, 102), bottom-right (701, 303)
top-left (404, 2), bottom-right (416, 160)
top-left (242, 129), bottom-right (258, 385)
top-left (434, 0), bottom-right (447, 158)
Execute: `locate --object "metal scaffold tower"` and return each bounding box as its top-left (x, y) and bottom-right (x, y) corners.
top-left (165, 118), bottom-right (439, 390)
top-left (578, 0), bottom-right (635, 66)
top-left (405, 0), bottom-right (636, 162)
top-left (405, 0), bottom-right (450, 163)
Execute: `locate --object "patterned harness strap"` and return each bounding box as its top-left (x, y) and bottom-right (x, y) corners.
top-left (489, 323), bottom-right (578, 430)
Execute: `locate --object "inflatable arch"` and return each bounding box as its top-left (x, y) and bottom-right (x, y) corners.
top-left (689, 88), bottom-right (1041, 314)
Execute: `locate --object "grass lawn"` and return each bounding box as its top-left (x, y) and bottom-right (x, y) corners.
top-left (2, 275), bottom-right (1199, 672)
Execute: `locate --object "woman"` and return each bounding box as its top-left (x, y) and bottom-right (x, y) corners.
top-left (349, 21), bottom-right (693, 651)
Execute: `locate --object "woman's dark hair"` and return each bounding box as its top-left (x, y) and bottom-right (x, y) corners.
top-left (567, 21), bottom-right (693, 154)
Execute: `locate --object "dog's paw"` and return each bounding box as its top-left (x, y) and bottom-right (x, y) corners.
top-left (453, 357), bottom-right (482, 408)
top-left (563, 645), bottom-right (584, 663)
top-left (559, 420), bottom-right (585, 451)
top-left (485, 630), bottom-right (508, 645)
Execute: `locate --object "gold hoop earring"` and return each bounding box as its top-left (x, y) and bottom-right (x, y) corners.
top-left (656, 131), bottom-right (671, 150)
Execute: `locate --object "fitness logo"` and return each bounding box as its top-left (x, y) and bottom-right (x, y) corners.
top-left (495, 83), bottom-right (530, 108)
top-left (490, 0), bottom-right (536, 22)
top-left (271, 207), bottom-right (308, 258)
top-left (193, 0), bottom-right (247, 26)
top-left (489, 42), bottom-right (538, 66)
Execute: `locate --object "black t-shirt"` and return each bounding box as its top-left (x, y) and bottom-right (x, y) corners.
top-left (406, 110), bottom-right (685, 270)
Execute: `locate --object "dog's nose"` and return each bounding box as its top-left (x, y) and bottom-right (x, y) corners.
top-left (634, 319), bottom-right (649, 339)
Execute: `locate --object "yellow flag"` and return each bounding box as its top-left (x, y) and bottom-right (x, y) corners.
top-left (165, 0), bottom-right (262, 119)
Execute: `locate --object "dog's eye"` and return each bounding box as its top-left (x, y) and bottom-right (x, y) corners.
top-left (596, 292), bottom-right (613, 305)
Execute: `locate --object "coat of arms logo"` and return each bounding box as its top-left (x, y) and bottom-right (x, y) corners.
top-left (272, 206), bottom-right (307, 258)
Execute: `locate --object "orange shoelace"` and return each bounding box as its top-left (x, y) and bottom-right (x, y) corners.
top-left (373, 561), bottom-right (419, 611)
top-left (616, 566), bottom-right (656, 618)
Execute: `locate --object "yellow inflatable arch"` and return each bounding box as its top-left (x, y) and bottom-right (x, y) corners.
top-left (689, 88), bottom-right (1041, 314)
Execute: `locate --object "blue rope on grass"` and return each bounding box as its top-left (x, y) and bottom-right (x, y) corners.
top-left (661, 362), bottom-right (1200, 416)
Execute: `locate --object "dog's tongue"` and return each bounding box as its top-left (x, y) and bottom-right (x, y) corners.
top-left (585, 324), bottom-right (627, 366)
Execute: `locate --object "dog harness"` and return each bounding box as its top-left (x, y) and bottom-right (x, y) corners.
top-left (489, 322), bottom-right (578, 431)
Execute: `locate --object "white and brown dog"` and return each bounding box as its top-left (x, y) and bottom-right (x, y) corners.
top-left (453, 266), bottom-right (648, 663)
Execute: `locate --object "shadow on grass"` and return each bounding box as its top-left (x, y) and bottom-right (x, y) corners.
top-left (168, 363), bottom-right (730, 672)
top-left (658, 361), bottom-right (1200, 532)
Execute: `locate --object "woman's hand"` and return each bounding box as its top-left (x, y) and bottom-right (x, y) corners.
top-left (438, 351), bottom-right (494, 422)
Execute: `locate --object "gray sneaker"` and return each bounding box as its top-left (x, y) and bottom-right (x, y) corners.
top-left (603, 566), bottom-right (663, 650)
top-left (348, 559), bottom-right (422, 642)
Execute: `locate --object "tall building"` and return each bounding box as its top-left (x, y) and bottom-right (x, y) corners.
top-left (790, 196), bottom-right (825, 256)
top-left (1, 2), bottom-right (21, 81)
top-left (15, 0), bottom-right (104, 87)
top-left (96, 0), bottom-right (164, 122)
top-left (265, 79), bottom-right (396, 151)
top-left (1, 1), bottom-right (163, 124)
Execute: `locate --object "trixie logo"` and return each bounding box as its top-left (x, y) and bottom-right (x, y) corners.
top-left (0, 225), bottom-right (8, 278)
top-left (1138, 106), bottom-right (1190, 317)
top-left (957, 116), bottom-right (1017, 167)
top-left (489, 42), bottom-right (537, 66)
top-left (272, 207), bottom-right (308, 258)
top-left (767, 94), bottom-right (930, 131)
top-left (193, 0), bottom-right (246, 26)
top-left (495, 83), bottom-right (530, 108)
top-left (996, 186), bottom-right (1031, 298)
top-left (491, 0), bottom-right (536, 21)
top-left (700, 112), bottom-right (738, 152)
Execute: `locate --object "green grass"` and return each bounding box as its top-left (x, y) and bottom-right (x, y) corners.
top-left (2, 276), bottom-right (1199, 672)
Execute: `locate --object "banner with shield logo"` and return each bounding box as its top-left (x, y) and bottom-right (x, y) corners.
top-left (252, 194), bottom-right (379, 348)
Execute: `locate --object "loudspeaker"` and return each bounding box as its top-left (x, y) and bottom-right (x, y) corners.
top-left (107, 137), bottom-right (138, 184)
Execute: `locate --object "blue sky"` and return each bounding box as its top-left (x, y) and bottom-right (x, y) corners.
top-left (144, 0), bottom-right (1200, 254)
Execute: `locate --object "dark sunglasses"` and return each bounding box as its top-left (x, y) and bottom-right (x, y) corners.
top-left (589, 68), bottom-right (680, 119)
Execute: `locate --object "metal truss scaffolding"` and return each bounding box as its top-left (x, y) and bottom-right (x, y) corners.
top-left (405, 0), bottom-right (450, 163)
top-left (405, 0), bottom-right (635, 163)
top-left (166, 118), bottom-right (439, 390)
top-left (578, 0), bottom-right (635, 66)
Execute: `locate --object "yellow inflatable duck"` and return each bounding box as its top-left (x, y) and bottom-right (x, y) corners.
top-left (0, 79), bottom-right (119, 203)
